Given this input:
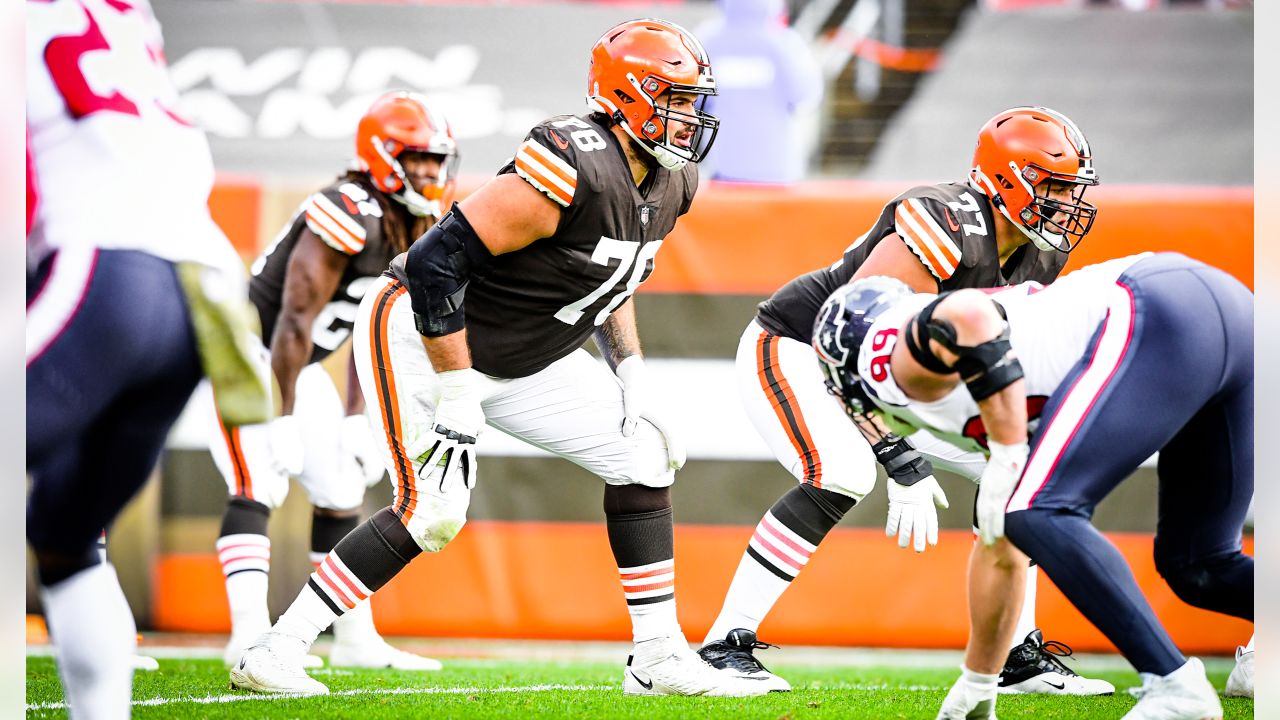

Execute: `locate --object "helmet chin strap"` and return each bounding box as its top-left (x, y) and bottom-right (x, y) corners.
top-left (617, 72), bottom-right (692, 171)
top-left (371, 134), bottom-right (440, 218)
top-left (616, 119), bottom-right (687, 171)
top-left (392, 187), bottom-right (437, 218)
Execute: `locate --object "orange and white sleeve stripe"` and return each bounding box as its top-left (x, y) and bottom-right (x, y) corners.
top-left (894, 198), bottom-right (962, 281)
top-left (514, 140), bottom-right (577, 208)
top-left (304, 193), bottom-right (368, 255)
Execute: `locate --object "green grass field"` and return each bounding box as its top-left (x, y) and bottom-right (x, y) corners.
top-left (25, 648), bottom-right (1254, 719)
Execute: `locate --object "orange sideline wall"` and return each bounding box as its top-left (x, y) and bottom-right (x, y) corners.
top-left (209, 178), bottom-right (1253, 292)
top-left (153, 524), bottom-right (1252, 653)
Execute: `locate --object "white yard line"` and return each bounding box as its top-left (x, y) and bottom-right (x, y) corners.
top-left (26, 683), bottom-right (610, 712)
top-left (25, 681), bottom-right (964, 713)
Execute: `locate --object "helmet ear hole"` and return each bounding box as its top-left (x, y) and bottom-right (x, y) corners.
top-left (614, 89), bottom-right (635, 105)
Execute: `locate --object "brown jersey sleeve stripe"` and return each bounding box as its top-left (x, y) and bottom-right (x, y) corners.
top-left (367, 280), bottom-right (417, 526)
top-left (756, 332), bottom-right (823, 487)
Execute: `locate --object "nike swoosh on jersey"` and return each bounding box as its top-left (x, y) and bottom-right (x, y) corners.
top-left (944, 207), bottom-right (961, 232)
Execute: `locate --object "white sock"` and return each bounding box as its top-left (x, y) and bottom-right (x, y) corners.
top-left (962, 665), bottom-right (1000, 689)
top-left (332, 600), bottom-right (381, 646)
top-left (42, 563), bottom-right (135, 720)
top-left (217, 534), bottom-right (271, 638)
top-left (1011, 563), bottom-right (1038, 649)
top-left (225, 572), bottom-right (270, 638)
top-left (619, 560), bottom-right (680, 643)
top-left (273, 584), bottom-right (340, 648)
top-left (703, 551), bottom-right (791, 646)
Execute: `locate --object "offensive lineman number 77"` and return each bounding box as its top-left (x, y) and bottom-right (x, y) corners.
top-left (555, 238), bottom-right (663, 326)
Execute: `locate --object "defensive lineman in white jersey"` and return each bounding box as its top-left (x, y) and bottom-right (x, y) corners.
top-left (815, 252), bottom-right (1252, 719)
top-left (28, 1), bottom-right (266, 717)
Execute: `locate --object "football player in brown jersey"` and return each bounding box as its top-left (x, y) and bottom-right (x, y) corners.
top-left (211, 91), bottom-right (455, 671)
top-left (698, 107), bottom-right (1114, 697)
top-left (231, 19), bottom-right (771, 698)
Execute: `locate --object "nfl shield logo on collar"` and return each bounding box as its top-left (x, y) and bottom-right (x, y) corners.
top-left (639, 206), bottom-right (650, 225)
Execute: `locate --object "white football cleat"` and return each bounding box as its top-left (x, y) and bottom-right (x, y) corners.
top-left (329, 637), bottom-right (443, 671)
top-left (225, 632), bottom-right (322, 668)
top-left (130, 655), bottom-right (159, 672)
top-left (1122, 657), bottom-right (1223, 720)
top-left (229, 632), bottom-right (329, 696)
top-left (998, 629), bottom-right (1114, 695)
top-left (1225, 644), bottom-right (1253, 698)
top-left (623, 633), bottom-right (776, 697)
top-left (697, 629), bottom-right (791, 692)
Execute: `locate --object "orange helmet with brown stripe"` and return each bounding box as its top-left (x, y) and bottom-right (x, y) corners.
top-left (969, 106), bottom-right (1098, 253)
top-left (586, 18), bottom-right (719, 171)
top-left (356, 91), bottom-right (459, 219)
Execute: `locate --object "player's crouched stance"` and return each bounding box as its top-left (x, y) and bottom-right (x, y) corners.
top-left (232, 18), bottom-right (772, 698)
top-left (815, 252), bottom-right (1252, 720)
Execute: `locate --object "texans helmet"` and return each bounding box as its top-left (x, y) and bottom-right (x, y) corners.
top-left (813, 276), bottom-right (915, 412)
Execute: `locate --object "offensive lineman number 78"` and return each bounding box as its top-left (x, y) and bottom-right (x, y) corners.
top-left (555, 238), bottom-right (663, 326)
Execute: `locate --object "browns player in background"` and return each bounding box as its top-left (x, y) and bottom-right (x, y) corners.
top-left (231, 18), bottom-right (775, 698)
top-left (210, 91), bottom-right (453, 671)
top-left (700, 107), bottom-right (1116, 697)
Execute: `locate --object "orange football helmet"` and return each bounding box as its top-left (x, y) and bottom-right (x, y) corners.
top-left (356, 91), bottom-right (459, 218)
top-left (969, 106), bottom-right (1098, 253)
top-left (586, 19), bottom-right (719, 170)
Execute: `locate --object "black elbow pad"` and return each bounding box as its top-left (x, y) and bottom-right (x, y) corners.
top-left (404, 206), bottom-right (494, 337)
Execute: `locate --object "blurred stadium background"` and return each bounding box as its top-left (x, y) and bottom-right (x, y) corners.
top-left (27, 0), bottom-right (1253, 661)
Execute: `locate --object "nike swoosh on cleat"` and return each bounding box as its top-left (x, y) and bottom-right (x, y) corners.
top-left (238, 658), bottom-right (246, 670)
top-left (629, 671), bottom-right (653, 690)
top-left (1043, 680), bottom-right (1065, 690)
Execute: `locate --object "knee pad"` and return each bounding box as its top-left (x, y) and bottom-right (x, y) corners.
top-left (1156, 550), bottom-right (1254, 618)
top-left (402, 495), bottom-right (469, 553)
top-left (214, 421), bottom-right (290, 509)
top-left (815, 470), bottom-right (873, 503)
top-left (610, 420), bottom-right (676, 489)
top-left (303, 477), bottom-right (365, 513)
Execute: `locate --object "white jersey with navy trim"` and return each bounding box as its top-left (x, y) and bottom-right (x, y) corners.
top-left (858, 254), bottom-right (1152, 454)
top-left (26, 0), bottom-right (241, 276)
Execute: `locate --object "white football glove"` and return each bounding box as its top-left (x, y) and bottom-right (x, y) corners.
top-left (937, 667), bottom-right (998, 720)
top-left (339, 414), bottom-right (385, 487)
top-left (615, 355), bottom-right (686, 470)
top-left (976, 440), bottom-right (1029, 546)
top-left (886, 475), bottom-right (950, 553)
top-left (416, 368), bottom-right (486, 493)
top-left (268, 415), bottom-right (305, 477)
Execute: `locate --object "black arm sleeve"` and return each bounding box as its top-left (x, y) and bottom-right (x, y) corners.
top-left (404, 205), bottom-right (495, 337)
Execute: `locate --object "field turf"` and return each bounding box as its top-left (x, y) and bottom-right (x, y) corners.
top-left (26, 649), bottom-right (1252, 719)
